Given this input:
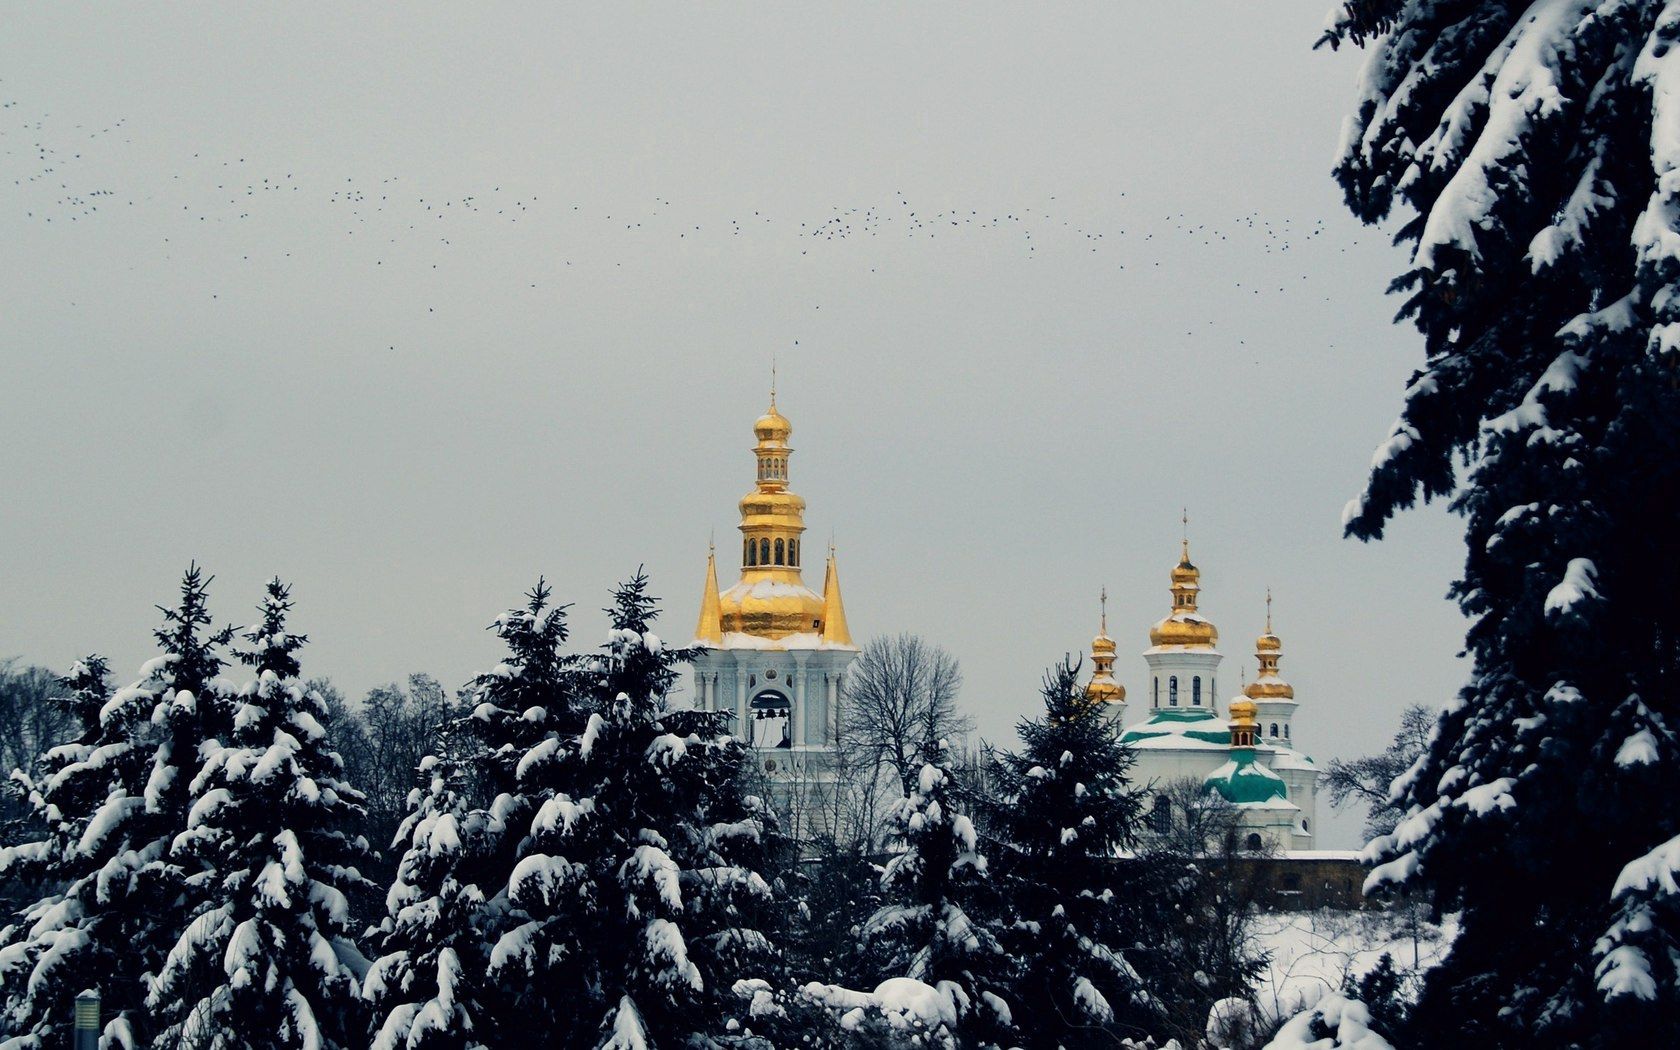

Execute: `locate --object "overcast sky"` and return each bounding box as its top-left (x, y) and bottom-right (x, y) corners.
top-left (1, 3), bottom-right (1469, 847)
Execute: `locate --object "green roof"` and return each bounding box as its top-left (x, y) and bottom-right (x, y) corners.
top-left (1203, 751), bottom-right (1288, 804)
top-left (1120, 707), bottom-right (1231, 747)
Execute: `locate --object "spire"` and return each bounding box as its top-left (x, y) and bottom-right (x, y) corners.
top-left (1084, 587), bottom-right (1125, 707)
top-left (1245, 592), bottom-right (1294, 700)
top-left (1181, 507), bottom-right (1190, 564)
top-left (820, 545), bottom-right (852, 646)
top-left (695, 543), bottom-right (722, 646)
top-left (1150, 526), bottom-right (1218, 649)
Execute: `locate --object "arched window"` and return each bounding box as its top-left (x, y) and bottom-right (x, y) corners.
top-left (1192, 677), bottom-right (1202, 706)
top-left (746, 540), bottom-right (756, 566)
top-left (1284, 724), bottom-right (1290, 739)
top-left (1151, 796), bottom-right (1173, 834)
top-left (1270, 723), bottom-right (1279, 738)
top-left (1169, 676), bottom-right (1179, 706)
top-left (775, 538), bottom-right (785, 565)
top-left (1302, 818), bottom-right (1310, 833)
top-left (760, 539), bottom-right (770, 564)
top-left (790, 539), bottom-right (798, 565)
top-left (1152, 678), bottom-right (1159, 707)
top-left (1245, 833), bottom-right (1262, 852)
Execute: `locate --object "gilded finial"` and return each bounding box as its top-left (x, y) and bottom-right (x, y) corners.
top-left (1180, 508), bottom-right (1190, 562)
top-left (1100, 586), bottom-right (1108, 634)
top-left (1265, 588), bottom-right (1273, 633)
top-left (770, 355), bottom-right (777, 409)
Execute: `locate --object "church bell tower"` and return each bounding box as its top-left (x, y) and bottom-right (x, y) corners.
top-left (690, 388), bottom-right (859, 820)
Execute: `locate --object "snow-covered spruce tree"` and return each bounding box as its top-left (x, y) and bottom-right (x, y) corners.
top-left (982, 661), bottom-right (1160, 1047)
top-left (148, 578), bottom-right (373, 1048)
top-left (1321, 3), bottom-right (1680, 1042)
top-left (0, 567), bottom-right (232, 1048)
top-left (364, 578), bottom-right (580, 1048)
top-left (488, 571), bottom-right (785, 1047)
top-left (364, 753), bottom-right (491, 1050)
top-left (0, 656), bottom-right (122, 1048)
top-left (847, 738), bottom-right (1014, 1047)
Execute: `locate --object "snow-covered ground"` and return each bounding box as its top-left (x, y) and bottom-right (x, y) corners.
top-left (1250, 907), bottom-right (1457, 1025)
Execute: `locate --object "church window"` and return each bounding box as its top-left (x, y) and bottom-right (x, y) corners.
top-left (1151, 796), bottom-right (1172, 833)
top-left (790, 539), bottom-right (798, 565)
top-left (1193, 677), bottom-right (1202, 705)
top-left (1270, 723), bottom-right (1278, 738)
top-left (1245, 833), bottom-right (1262, 851)
top-left (1169, 676), bottom-right (1178, 706)
top-left (775, 538), bottom-right (785, 565)
top-left (760, 539), bottom-right (770, 564)
top-left (1284, 724), bottom-right (1290, 739)
top-left (1152, 678), bottom-right (1159, 706)
top-left (1302, 819), bottom-right (1310, 833)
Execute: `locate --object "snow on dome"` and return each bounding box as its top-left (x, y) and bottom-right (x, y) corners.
top-left (1204, 751), bottom-right (1291, 806)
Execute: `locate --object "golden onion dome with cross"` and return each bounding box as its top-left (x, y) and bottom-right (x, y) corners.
top-left (1083, 588), bottom-right (1126, 706)
top-left (1244, 591), bottom-right (1295, 700)
top-left (1149, 533), bottom-right (1219, 649)
top-left (719, 392), bottom-right (823, 638)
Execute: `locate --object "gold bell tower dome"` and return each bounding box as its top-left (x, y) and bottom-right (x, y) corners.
top-left (1148, 522), bottom-right (1219, 650)
top-left (688, 372), bottom-right (859, 830)
top-left (1083, 588), bottom-right (1127, 710)
top-left (693, 385), bottom-right (851, 646)
top-left (1244, 591), bottom-right (1295, 701)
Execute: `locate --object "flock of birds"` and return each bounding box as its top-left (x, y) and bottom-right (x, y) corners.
top-left (4, 91), bottom-right (1368, 354)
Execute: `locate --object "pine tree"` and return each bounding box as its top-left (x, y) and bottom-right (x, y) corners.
top-left (366, 578), bottom-right (579, 1048)
top-left (1321, 4), bottom-right (1680, 1042)
top-left (486, 571), bottom-right (786, 1046)
top-left (0, 656), bottom-right (122, 1047)
top-left (0, 566), bottom-right (232, 1048)
top-left (364, 754), bottom-right (491, 1050)
top-left (853, 738), bottom-right (1014, 1047)
top-left (147, 578), bottom-right (373, 1048)
top-left (983, 661), bottom-right (1159, 1047)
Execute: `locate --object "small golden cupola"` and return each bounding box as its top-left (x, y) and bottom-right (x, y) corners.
top-left (1244, 590), bottom-right (1295, 701)
top-left (1148, 525), bottom-right (1219, 649)
top-left (704, 391), bottom-right (833, 643)
top-left (1084, 588), bottom-right (1126, 707)
top-left (1227, 697), bottom-right (1260, 748)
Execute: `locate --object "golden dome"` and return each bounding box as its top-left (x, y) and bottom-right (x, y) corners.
top-left (1083, 589), bottom-right (1126, 706)
top-left (1244, 591), bottom-right (1295, 700)
top-left (1170, 557), bottom-right (1198, 587)
top-left (1149, 530), bottom-right (1218, 649)
top-left (754, 405), bottom-right (792, 444)
top-left (1149, 615), bottom-right (1219, 648)
top-left (697, 388), bottom-right (854, 647)
top-left (718, 575), bottom-right (826, 638)
top-left (1227, 697), bottom-right (1259, 747)
top-left (1085, 677), bottom-right (1126, 704)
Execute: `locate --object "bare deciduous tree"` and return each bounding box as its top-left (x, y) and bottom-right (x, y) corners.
top-left (0, 659), bottom-right (72, 833)
top-left (839, 633), bottom-right (970, 801)
top-left (1323, 703), bottom-right (1435, 842)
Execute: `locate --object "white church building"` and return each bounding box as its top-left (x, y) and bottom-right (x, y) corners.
top-left (684, 391), bottom-right (1316, 852)
top-left (1081, 542), bottom-right (1319, 851)
top-left (688, 393), bottom-right (858, 820)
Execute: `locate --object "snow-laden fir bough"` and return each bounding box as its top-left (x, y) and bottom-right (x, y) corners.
top-left (1322, 1), bottom-right (1680, 1042)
